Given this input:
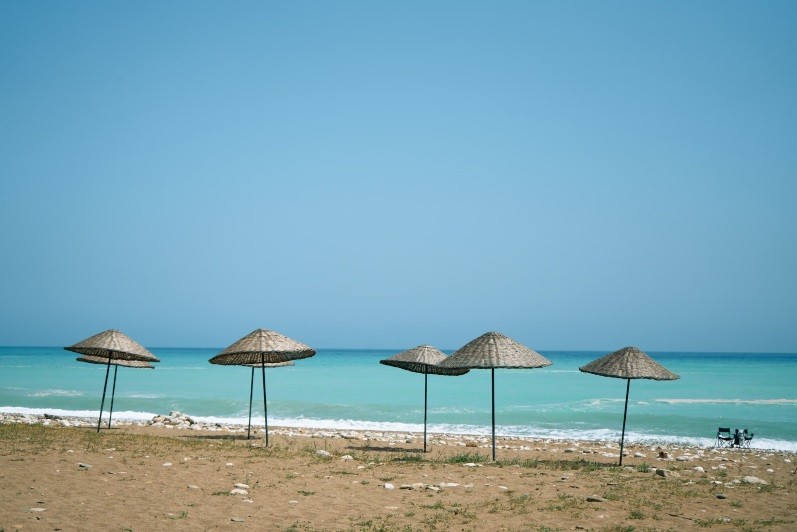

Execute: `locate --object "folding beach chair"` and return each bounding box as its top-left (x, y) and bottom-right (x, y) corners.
top-left (716, 427), bottom-right (734, 448)
top-left (740, 429), bottom-right (754, 449)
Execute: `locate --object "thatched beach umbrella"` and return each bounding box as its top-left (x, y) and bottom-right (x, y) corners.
top-left (209, 329), bottom-right (315, 446)
top-left (579, 346), bottom-right (679, 465)
top-left (76, 355), bottom-right (154, 429)
top-left (65, 329), bottom-right (160, 432)
top-left (380, 345), bottom-right (469, 452)
top-left (438, 332), bottom-right (552, 460)
top-left (241, 361), bottom-right (294, 439)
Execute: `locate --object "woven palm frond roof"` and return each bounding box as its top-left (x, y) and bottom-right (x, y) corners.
top-left (65, 329), bottom-right (159, 362)
top-left (209, 329), bottom-right (315, 365)
top-left (579, 346), bottom-right (679, 380)
top-left (380, 345), bottom-right (469, 376)
top-left (438, 332), bottom-right (552, 369)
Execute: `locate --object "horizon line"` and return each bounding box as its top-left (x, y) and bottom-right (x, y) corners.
top-left (2, 345), bottom-right (796, 356)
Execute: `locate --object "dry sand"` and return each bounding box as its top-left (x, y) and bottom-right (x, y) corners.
top-left (1, 417), bottom-right (795, 531)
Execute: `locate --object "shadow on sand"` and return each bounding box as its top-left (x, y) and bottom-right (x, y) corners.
top-left (345, 444), bottom-right (426, 454)
top-left (176, 433), bottom-right (261, 442)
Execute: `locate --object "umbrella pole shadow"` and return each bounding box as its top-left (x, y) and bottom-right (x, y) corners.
top-left (346, 444), bottom-right (428, 454)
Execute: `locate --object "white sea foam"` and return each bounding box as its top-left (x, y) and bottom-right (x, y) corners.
top-left (656, 398), bottom-right (797, 405)
top-left (584, 398), bottom-right (625, 408)
top-left (0, 406), bottom-right (156, 421)
top-left (29, 389), bottom-right (83, 398)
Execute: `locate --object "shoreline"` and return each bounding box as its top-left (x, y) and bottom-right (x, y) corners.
top-left (3, 410), bottom-right (795, 458)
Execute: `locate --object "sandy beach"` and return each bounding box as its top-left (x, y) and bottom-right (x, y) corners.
top-left (1, 413), bottom-right (795, 531)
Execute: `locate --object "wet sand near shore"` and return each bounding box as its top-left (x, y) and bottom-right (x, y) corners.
top-left (1, 415), bottom-right (795, 531)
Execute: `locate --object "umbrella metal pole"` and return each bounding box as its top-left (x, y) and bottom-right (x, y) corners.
top-left (97, 356), bottom-right (112, 433)
top-left (262, 360), bottom-right (268, 447)
top-left (619, 379), bottom-right (630, 466)
top-left (491, 368), bottom-right (496, 461)
top-left (247, 366), bottom-right (255, 440)
top-left (423, 367), bottom-right (428, 453)
top-left (108, 365), bottom-right (118, 429)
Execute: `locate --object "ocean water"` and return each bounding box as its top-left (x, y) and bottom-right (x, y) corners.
top-left (1, 347), bottom-right (796, 451)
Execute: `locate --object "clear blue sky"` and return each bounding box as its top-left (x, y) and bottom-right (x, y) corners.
top-left (1, 1), bottom-right (795, 352)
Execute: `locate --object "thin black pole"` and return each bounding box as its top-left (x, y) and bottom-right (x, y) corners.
top-left (619, 379), bottom-right (631, 466)
top-left (261, 357), bottom-right (268, 447)
top-left (108, 365), bottom-right (118, 429)
top-left (247, 366), bottom-right (255, 440)
top-left (491, 368), bottom-right (496, 461)
top-left (423, 366), bottom-right (428, 453)
top-left (97, 356), bottom-right (112, 433)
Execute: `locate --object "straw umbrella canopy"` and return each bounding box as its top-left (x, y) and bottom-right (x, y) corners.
top-left (76, 355), bottom-right (154, 430)
top-left (209, 329), bottom-right (315, 446)
top-left (438, 332), bottom-right (552, 460)
top-left (579, 346), bottom-right (679, 465)
top-left (65, 329), bottom-right (159, 432)
top-left (380, 345), bottom-right (469, 452)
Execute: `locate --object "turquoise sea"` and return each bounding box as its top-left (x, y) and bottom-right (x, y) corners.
top-left (1, 347), bottom-right (795, 451)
